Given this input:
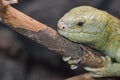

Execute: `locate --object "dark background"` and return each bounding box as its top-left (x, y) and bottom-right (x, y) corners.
top-left (0, 0), bottom-right (120, 80)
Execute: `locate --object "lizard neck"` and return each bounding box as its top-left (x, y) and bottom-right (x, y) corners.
top-left (102, 15), bottom-right (120, 58)
top-left (87, 15), bottom-right (120, 58)
top-left (102, 39), bottom-right (119, 58)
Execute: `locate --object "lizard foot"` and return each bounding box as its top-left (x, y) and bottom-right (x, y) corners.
top-left (62, 56), bottom-right (81, 70)
top-left (84, 56), bottom-right (112, 77)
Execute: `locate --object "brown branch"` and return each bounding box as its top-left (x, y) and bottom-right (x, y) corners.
top-left (66, 73), bottom-right (120, 80)
top-left (65, 73), bottom-right (93, 80)
top-left (0, 0), bottom-right (103, 69)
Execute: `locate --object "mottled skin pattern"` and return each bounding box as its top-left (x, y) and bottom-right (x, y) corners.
top-left (57, 6), bottom-right (120, 77)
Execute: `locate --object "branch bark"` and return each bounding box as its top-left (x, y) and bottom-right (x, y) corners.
top-left (66, 73), bottom-right (120, 80)
top-left (66, 73), bottom-right (93, 80)
top-left (0, 0), bottom-right (104, 79)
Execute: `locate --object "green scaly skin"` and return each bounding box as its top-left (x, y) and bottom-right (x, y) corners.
top-left (57, 6), bottom-right (120, 77)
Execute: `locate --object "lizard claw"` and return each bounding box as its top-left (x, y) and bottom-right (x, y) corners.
top-left (70, 65), bottom-right (78, 70)
top-left (62, 56), bottom-right (71, 62)
top-left (62, 56), bottom-right (81, 70)
top-left (68, 58), bottom-right (81, 64)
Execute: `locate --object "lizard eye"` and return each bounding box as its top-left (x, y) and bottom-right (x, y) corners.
top-left (77, 22), bottom-right (83, 26)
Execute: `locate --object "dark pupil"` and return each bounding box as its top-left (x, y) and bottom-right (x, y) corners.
top-left (77, 22), bottom-right (83, 26)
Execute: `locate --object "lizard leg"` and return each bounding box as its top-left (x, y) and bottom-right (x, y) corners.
top-left (84, 56), bottom-right (112, 77)
top-left (84, 56), bottom-right (120, 77)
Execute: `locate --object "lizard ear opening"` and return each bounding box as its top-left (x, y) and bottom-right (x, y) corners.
top-left (77, 22), bottom-right (84, 26)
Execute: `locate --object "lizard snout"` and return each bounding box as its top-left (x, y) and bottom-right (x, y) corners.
top-left (57, 20), bottom-right (66, 30)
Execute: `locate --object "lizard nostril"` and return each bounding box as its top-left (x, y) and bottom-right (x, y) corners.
top-left (62, 27), bottom-right (65, 29)
top-left (57, 20), bottom-right (66, 30)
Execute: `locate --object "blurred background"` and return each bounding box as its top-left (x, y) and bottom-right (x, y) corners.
top-left (0, 0), bottom-right (120, 80)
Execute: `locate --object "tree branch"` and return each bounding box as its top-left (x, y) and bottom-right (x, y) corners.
top-left (65, 73), bottom-right (93, 80)
top-left (0, 0), bottom-right (103, 69)
top-left (66, 73), bottom-right (120, 80)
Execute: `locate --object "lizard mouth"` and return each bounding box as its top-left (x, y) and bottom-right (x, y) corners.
top-left (58, 29), bottom-right (67, 36)
top-left (58, 29), bottom-right (98, 43)
top-left (58, 28), bottom-right (98, 35)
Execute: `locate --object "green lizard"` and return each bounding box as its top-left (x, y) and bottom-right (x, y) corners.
top-left (57, 6), bottom-right (120, 77)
